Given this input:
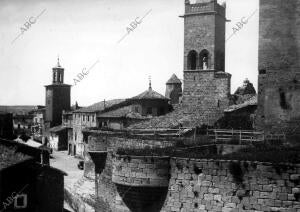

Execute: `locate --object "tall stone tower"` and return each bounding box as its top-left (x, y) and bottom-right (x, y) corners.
top-left (165, 74), bottom-right (182, 104)
top-left (45, 58), bottom-right (71, 128)
top-left (180, 0), bottom-right (231, 125)
top-left (257, 0), bottom-right (300, 134)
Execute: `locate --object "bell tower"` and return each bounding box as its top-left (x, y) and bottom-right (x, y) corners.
top-left (52, 58), bottom-right (64, 84)
top-left (183, 0), bottom-right (226, 72)
top-left (180, 0), bottom-right (231, 125)
top-left (45, 58), bottom-right (71, 129)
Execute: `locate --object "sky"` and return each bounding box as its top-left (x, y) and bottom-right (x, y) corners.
top-left (0, 0), bottom-right (259, 106)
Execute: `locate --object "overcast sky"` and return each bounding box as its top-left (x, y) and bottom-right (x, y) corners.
top-left (0, 0), bottom-right (259, 106)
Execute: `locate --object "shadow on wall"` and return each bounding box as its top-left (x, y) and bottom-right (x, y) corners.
top-left (116, 184), bottom-right (168, 212)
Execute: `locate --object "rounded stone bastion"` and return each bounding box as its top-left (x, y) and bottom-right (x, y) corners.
top-left (112, 154), bottom-right (170, 187)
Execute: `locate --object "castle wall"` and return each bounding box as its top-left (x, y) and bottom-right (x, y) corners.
top-left (85, 132), bottom-right (178, 212)
top-left (257, 0), bottom-right (300, 133)
top-left (86, 132), bottom-right (300, 212)
top-left (162, 158), bottom-right (300, 212)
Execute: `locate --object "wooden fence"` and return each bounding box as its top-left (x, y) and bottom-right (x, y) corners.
top-left (207, 129), bottom-right (286, 144)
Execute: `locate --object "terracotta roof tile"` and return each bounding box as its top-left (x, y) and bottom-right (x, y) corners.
top-left (98, 105), bottom-right (146, 119)
top-left (128, 104), bottom-right (213, 129)
top-left (0, 144), bottom-right (33, 170)
top-left (74, 99), bottom-right (126, 113)
top-left (224, 95), bottom-right (257, 112)
top-left (130, 88), bottom-right (168, 100)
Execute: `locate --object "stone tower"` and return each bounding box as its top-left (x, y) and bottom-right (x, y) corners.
top-left (165, 74), bottom-right (182, 104)
top-left (257, 0), bottom-right (300, 134)
top-left (45, 58), bottom-right (71, 128)
top-left (180, 0), bottom-right (231, 125)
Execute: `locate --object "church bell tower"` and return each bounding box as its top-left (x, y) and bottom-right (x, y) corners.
top-left (180, 0), bottom-right (231, 125)
top-left (45, 58), bottom-right (71, 128)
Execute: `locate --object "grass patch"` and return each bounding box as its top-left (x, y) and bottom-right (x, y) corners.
top-left (116, 144), bottom-right (300, 164)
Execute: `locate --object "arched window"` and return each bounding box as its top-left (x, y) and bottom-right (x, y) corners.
top-left (187, 50), bottom-right (197, 70)
top-left (199, 49), bottom-right (209, 70)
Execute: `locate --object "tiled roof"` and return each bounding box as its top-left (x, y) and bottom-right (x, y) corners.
top-left (128, 104), bottom-right (213, 129)
top-left (166, 74), bottom-right (182, 84)
top-left (74, 99), bottom-right (126, 113)
top-left (98, 105), bottom-right (146, 119)
top-left (224, 95), bottom-right (257, 113)
top-left (0, 144), bottom-right (33, 171)
top-left (130, 88), bottom-right (168, 100)
top-left (49, 125), bottom-right (67, 133)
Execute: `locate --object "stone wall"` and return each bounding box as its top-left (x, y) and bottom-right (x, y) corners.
top-left (84, 131), bottom-right (180, 212)
top-left (182, 71), bottom-right (231, 125)
top-left (85, 132), bottom-right (300, 212)
top-left (112, 155), bottom-right (170, 187)
top-left (112, 155), bottom-right (170, 212)
top-left (162, 158), bottom-right (300, 212)
top-left (83, 131), bottom-right (177, 182)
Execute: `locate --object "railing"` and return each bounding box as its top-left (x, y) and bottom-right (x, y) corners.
top-left (207, 129), bottom-right (286, 144)
top-left (207, 129), bottom-right (264, 144)
top-left (129, 128), bottom-right (192, 137)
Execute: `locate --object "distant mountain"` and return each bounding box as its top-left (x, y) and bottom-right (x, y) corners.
top-left (0, 105), bottom-right (41, 115)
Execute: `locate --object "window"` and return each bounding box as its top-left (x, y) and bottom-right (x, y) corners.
top-left (83, 115), bottom-right (85, 121)
top-left (14, 194), bottom-right (27, 209)
top-left (259, 69), bottom-right (266, 75)
top-left (75, 132), bottom-right (77, 141)
top-left (199, 49), bottom-right (209, 70)
top-left (147, 107), bottom-right (152, 115)
top-left (187, 50), bottom-right (197, 70)
top-left (134, 106), bottom-right (139, 113)
top-left (87, 116), bottom-right (89, 122)
top-left (92, 116), bottom-right (95, 122)
top-left (217, 100), bottom-right (221, 108)
top-left (159, 107), bottom-right (165, 116)
top-left (279, 88), bottom-right (289, 109)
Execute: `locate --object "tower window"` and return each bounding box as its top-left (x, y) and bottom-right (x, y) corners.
top-left (199, 49), bottom-right (209, 70)
top-left (279, 88), bottom-right (289, 109)
top-left (259, 69), bottom-right (266, 75)
top-left (187, 50), bottom-right (198, 70)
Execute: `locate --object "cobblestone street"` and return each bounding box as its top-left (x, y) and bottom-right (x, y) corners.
top-left (51, 151), bottom-right (95, 212)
